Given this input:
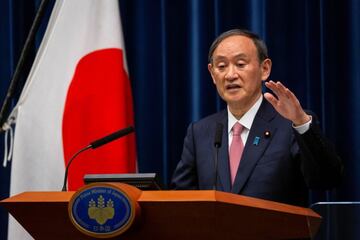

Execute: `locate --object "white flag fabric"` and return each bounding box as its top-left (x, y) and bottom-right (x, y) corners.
top-left (6, 0), bottom-right (136, 239)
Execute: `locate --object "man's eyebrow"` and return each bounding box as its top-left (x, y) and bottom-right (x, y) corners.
top-left (212, 53), bottom-right (248, 61)
top-left (212, 55), bottom-right (227, 61)
top-left (233, 53), bottom-right (249, 59)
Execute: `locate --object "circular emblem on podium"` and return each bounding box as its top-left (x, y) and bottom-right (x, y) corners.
top-left (68, 183), bottom-right (137, 238)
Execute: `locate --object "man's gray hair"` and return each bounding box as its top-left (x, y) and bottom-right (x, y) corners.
top-left (208, 29), bottom-right (269, 63)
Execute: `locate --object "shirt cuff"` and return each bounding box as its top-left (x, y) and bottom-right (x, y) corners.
top-left (293, 116), bottom-right (312, 134)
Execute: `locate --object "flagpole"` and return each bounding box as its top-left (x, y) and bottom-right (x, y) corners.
top-left (0, 0), bottom-right (51, 130)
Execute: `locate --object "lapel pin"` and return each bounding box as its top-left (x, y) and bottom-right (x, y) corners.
top-left (253, 136), bottom-right (260, 146)
top-left (264, 131), bottom-right (271, 138)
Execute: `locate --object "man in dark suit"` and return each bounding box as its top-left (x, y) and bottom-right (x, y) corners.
top-left (171, 29), bottom-right (343, 207)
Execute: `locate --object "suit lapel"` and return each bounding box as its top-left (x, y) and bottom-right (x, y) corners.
top-left (216, 110), bottom-right (231, 192)
top-left (231, 100), bottom-right (277, 194)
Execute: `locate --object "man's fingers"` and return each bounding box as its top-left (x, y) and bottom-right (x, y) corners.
top-left (277, 81), bottom-right (296, 100)
top-left (266, 81), bottom-right (295, 101)
top-left (265, 81), bottom-right (281, 98)
top-left (266, 81), bottom-right (289, 102)
top-left (286, 88), bottom-right (299, 104)
top-left (264, 92), bottom-right (278, 107)
top-left (275, 81), bottom-right (289, 98)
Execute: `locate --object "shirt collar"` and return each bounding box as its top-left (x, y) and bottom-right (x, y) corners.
top-left (228, 95), bottom-right (263, 133)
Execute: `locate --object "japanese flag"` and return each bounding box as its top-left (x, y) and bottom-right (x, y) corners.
top-left (6, 0), bottom-right (136, 239)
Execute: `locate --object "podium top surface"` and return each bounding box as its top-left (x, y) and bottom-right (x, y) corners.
top-left (0, 188), bottom-right (321, 240)
top-left (2, 189), bottom-right (319, 218)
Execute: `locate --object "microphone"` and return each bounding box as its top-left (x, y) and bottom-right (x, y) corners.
top-left (214, 123), bottom-right (223, 148)
top-left (213, 123), bottom-right (223, 190)
top-left (90, 126), bottom-right (134, 149)
top-left (61, 126), bottom-right (135, 191)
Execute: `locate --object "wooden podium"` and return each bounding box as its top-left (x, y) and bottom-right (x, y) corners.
top-left (0, 184), bottom-right (321, 239)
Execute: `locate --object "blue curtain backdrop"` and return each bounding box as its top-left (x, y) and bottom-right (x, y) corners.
top-left (0, 0), bottom-right (359, 239)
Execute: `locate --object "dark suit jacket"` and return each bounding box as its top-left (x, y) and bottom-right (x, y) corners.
top-left (171, 99), bottom-right (343, 206)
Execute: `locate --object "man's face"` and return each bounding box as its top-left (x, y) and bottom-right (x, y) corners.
top-left (208, 35), bottom-right (271, 109)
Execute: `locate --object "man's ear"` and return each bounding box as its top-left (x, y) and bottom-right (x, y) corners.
top-left (208, 63), bottom-right (216, 84)
top-left (261, 58), bottom-right (272, 81)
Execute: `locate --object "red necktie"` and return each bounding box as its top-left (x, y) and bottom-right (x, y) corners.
top-left (229, 122), bottom-right (244, 185)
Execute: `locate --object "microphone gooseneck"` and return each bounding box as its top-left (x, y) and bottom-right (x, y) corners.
top-left (214, 123), bottom-right (223, 148)
top-left (213, 123), bottom-right (223, 190)
top-left (61, 145), bottom-right (91, 191)
top-left (61, 126), bottom-right (135, 191)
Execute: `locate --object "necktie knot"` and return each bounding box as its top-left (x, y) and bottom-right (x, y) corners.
top-left (232, 122), bottom-right (243, 136)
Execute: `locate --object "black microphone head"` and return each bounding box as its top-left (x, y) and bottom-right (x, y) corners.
top-left (214, 123), bottom-right (223, 148)
top-left (90, 126), bottom-right (134, 149)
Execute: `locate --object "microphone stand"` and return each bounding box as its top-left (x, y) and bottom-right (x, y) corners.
top-left (214, 145), bottom-right (220, 190)
top-left (61, 145), bottom-right (91, 192)
top-left (61, 126), bottom-right (134, 191)
top-left (213, 123), bottom-right (223, 190)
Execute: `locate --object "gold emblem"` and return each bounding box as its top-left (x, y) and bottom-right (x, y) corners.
top-left (88, 195), bottom-right (115, 225)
